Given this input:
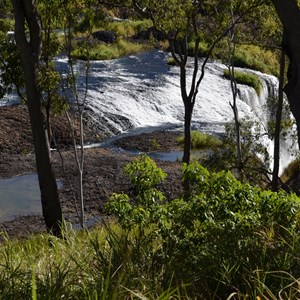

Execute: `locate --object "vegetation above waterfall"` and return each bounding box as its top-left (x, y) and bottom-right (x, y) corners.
top-left (223, 69), bottom-right (262, 95)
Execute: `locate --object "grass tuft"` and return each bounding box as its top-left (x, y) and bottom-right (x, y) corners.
top-left (224, 69), bottom-right (262, 95)
top-left (177, 130), bottom-right (222, 150)
top-left (72, 38), bottom-right (151, 60)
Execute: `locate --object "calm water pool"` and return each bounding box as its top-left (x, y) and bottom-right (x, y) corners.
top-left (0, 174), bottom-right (62, 223)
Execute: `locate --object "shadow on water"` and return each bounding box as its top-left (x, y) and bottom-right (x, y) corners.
top-left (0, 174), bottom-right (62, 223)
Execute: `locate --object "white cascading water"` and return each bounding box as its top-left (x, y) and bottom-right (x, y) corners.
top-left (1, 49), bottom-right (295, 172)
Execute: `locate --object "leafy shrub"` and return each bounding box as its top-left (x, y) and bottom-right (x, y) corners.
top-left (106, 155), bottom-right (167, 230)
top-left (106, 156), bottom-right (300, 298)
top-left (224, 69), bottom-right (262, 95)
top-left (202, 118), bottom-right (270, 186)
top-left (2, 156), bottom-right (300, 299)
top-left (176, 130), bottom-right (222, 150)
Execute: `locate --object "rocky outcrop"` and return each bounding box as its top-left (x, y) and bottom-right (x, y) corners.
top-left (92, 30), bottom-right (118, 43)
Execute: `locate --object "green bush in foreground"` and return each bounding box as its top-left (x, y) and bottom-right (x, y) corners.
top-left (224, 69), bottom-right (262, 95)
top-left (106, 156), bottom-right (300, 298)
top-left (1, 156), bottom-right (300, 299)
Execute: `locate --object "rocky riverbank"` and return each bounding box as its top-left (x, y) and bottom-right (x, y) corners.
top-left (0, 105), bottom-right (184, 239)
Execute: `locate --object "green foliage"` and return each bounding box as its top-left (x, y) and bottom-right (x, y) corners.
top-left (0, 0), bottom-right (13, 17)
top-left (177, 130), bottom-right (222, 150)
top-left (0, 19), bottom-right (13, 32)
top-left (106, 155), bottom-right (166, 230)
top-left (167, 57), bottom-right (176, 66)
top-left (106, 157), bottom-right (300, 298)
top-left (150, 138), bottom-right (160, 150)
top-left (73, 18), bottom-right (154, 60)
top-left (2, 157), bottom-right (300, 298)
top-left (124, 155), bottom-right (166, 194)
top-left (38, 66), bottom-right (68, 115)
top-left (72, 38), bottom-right (150, 60)
top-left (224, 69), bottom-right (262, 95)
top-left (106, 19), bottom-right (152, 37)
top-left (0, 34), bottom-right (25, 100)
top-left (192, 41), bottom-right (280, 76)
top-left (234, 44), bottom-right (280, 77)
top-left (202, 118), bottom-right (270, 186)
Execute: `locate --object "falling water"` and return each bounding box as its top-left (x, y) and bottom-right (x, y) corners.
top-left (2, 50), bottom-right (295, 170)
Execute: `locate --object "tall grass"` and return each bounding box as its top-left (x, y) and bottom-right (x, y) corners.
top-left (189, 41), bottom-right (280, 76)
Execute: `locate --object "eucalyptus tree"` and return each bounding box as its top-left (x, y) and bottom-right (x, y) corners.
top-left (36, 0), bottom-right (68, 144)
top-left (12, 0), bottom-right (63, 236)
top-left (59, 0), bottom-right (100, 229)
top-left (223, 1), bottom-right (281, 182)
top-left (0, 8), bottom-right (25, 101)
top-left (225, 9), bottom-right (243, 177)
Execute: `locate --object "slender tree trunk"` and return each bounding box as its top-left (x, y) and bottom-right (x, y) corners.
top-left (63, 15), bottom-right (89, 229)
top-left (182, 102), bottom-right (192, 164)
top-left (272, 48), bottom-right (286, 191)
top-left (271, 0), bottom-right (300, 149)
top-left (227, 24), bottom-right (243, 178)
top-left (12, 0), bottom-right (63, 236)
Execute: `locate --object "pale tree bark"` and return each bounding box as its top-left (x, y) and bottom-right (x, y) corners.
top-left (227, 12), bottom-right (243, 179)
top-left (271, 0), bottom-right (300, 149)
top-left (12, 0), bottom-right (63, 236)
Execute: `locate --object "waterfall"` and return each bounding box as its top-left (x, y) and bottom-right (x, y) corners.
top-left (236, 68), bottom-right (296, 173)
top-left (1, 49), bottom-right (296, 171)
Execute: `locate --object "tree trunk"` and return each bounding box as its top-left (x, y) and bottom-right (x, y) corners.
top-left (272, 48), bottom-right (285, 191)
top-left (183, 102), bottom-right (192, 165)
top-left (271, 0), bottom-right (300, 149)
top-left (182, 100), bottom-right (193, 199)
top-left (12, 0), bottom-right (63, 236)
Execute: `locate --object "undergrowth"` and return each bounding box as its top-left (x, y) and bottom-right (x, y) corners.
top-left (1, 156), bottom-right (300, 299)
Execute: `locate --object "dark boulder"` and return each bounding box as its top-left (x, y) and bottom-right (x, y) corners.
top-left (133, 26), bottom-right (165, 41)
top-left (92, 30), bottom-right (118, 43)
